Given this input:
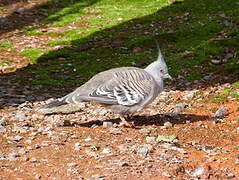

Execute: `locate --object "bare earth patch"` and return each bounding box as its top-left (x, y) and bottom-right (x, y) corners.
top-left (0, 84), bottom-right (239, 179)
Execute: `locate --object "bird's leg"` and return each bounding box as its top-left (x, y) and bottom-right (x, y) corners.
top-left (119, 115), bottom-right (135, 128)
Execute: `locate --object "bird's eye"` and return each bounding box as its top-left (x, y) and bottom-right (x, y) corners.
top-left (159, 69), bottom-right (164, 73)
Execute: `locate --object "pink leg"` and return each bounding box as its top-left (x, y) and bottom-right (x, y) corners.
top-left (119, 115), bottom-right (135, 127)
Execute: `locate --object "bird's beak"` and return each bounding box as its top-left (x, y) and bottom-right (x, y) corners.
top-left (163, 73), bottom-right (173, 80)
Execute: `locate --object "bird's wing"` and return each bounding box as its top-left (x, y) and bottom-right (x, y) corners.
top-left (86, 68), bottom-right (156, 106)
top-left (60, 68), bottom-right (156, 106)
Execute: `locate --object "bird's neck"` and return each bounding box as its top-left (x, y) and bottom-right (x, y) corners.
top-left (144, 61), bottom-right (158, 74)
top-left (144, 61), bottom-right (164, 88)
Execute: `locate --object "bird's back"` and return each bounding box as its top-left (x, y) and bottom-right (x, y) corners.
top-left (62, 67), bottom-right (161, 107)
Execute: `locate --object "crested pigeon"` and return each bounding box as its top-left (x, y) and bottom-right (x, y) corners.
top-left (38, 47), bottom-right (172, 127)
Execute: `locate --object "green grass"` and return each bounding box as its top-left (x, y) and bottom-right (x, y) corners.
top-left (233, 82), bottom-right (239, 89)
top-left (0, 59), bottom-right (12, 66)
top-left (23, 26), bottom-right (43, 35)
top-left (208, 81), bottom-right (239, 103)
top-left (20, 48), bottom-right (48, 64)
top-left (14, 0), bottom-right (239, 89)
top-left (0, 42), bottom-right (13, 49)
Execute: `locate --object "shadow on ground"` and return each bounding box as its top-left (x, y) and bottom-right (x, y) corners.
top-left (0, 0), bottom-right (238, 109)
top-left (74, 113), bottom-right (210, 128)
top-left (0, 0), bottom-right (100, 36)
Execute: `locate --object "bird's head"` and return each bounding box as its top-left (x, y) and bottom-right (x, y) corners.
top-left (145, 46), bottom-right (172, 81)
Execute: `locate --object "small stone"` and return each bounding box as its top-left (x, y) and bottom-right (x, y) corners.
top-left (214, 107), bottom-right (228, 118)
top-left (74, 142), bottom-right (81, 148)
top-left (25, 139), bottom-right (32, 144)
top-left (173, 107), bottom-right (182, 114)
top-left (103, 122), bottom-right (113, 128)
top-left (7, 152), bottom-right (20, 160)
top-left (222, 20), bottom-right (230, 26)
top-left (84, 137), bottom-right (92, 142)
top-left (163, 121), bottom-right (173, 128)
top-left (157, 134), bottom-right (177, 143)
top-left (15, 113), bottom-right (28, 121)
top-left (110, 160), bottom-right (129, 167)
top-left (203, 75), bottom-right (211, 80)
top-left (227, 173), bottom-right (235, 178)
top-left (183, 92), bottom-right (195, 100)
top-left (98, 109), bottom-right (108, 116)
top-left (67, 162), bottom-right (78, 167)
top-left (0, 126), bottom-right (6, 133)
top-left (0, 17), bottom-right (7, 23)
top-left (22, 157), bottom-right (30, 161)
top-left (102, 148), bottom-right (111, 154)
top-left (0, 118), bottom-right (7, 126)
top-left (54, 45), bottom-right (64, 50)
top-left (30, 157), bottom-right (39, 163)
top-left (175, 103), bottom-right (188, 109)
top-left (10, 135), bottom-right (23, 142)
top-left (146, 136), bottom-right (156, 144)
top-left (109, 128), bottom-right (122, 135)
top-left (15, 8), bottom-right (25, 13)
top-left (138, 144), bottom-right (150, 157)
top-left (192, 166), bottom-right (205, 177)
top-left (18, 148), bottom-right (28, 155)
top-left (118, 161), bottom-right (129, 167)
top-left (211, 59), bottom-right (222, 65)
top-left (225, 53), bottom-right (234, 60)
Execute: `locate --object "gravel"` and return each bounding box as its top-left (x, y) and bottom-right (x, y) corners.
top-left (163, 121), bottom-right (173, 128)
top-left (15, 112), bottom-right (28, 121)
top-left (7, 152), bottom-right (20, 161)
top-left (74, 142), bottom-right (81, 150)
top-left (102, 148), bottom-right (112, 154)
top-left (103, 122), bottom-right (113, 128)
top-left (0, 17), bottom-right (7, 23)
top-left (183, 92), bottom-right (195, 100)
top-left (10, 135), bottom-right (23, 142)
top-left (109, 128), bottom-right (123, 135)
top-left (175, 103), bottom-right (188, 109)
top-left (146, 136), bottom-right (156, 144)
top-left (191, 166), bottom-right (205, 177)
top-left (67, 162), bottom-right (78, 167)
top-left (84, 137), bottom-right (92, 142)
top-left (0, 126), bottom-right (6, 133)
top-left (18, 148), bottom-right (28, 155)
top-left (214, 107), bottom-right (228, 118)
top-left (138, 144), bottom-right (150, 157)
top-left (0, 118), bottom-right (7, 126)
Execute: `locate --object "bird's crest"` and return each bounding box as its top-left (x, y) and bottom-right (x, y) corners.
top-left (155, 41), bottom-right (166, 65)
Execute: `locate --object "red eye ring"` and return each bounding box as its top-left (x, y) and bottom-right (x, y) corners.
top-left (159, 69), bottom-right (164, 73)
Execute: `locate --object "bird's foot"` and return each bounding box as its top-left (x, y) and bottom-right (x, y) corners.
top-left (119, 121), bottom-right (135, 128)
top-left (119, 115), bottom-right (135, 128)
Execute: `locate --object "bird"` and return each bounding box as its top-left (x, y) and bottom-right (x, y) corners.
top-left (37, 46), bottom-right (172, 127)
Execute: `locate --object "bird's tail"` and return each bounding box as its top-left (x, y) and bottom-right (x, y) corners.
top-left (39, 99), bottom-right (67, 110)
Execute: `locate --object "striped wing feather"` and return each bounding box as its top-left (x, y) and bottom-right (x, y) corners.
top-left (62, 67), bottom-right (155, 106)
top-left (89, 68), bottom-right (154, 106)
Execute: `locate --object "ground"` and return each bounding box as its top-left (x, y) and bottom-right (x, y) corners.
top-left (0, 0), bottom-right (239, 179)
